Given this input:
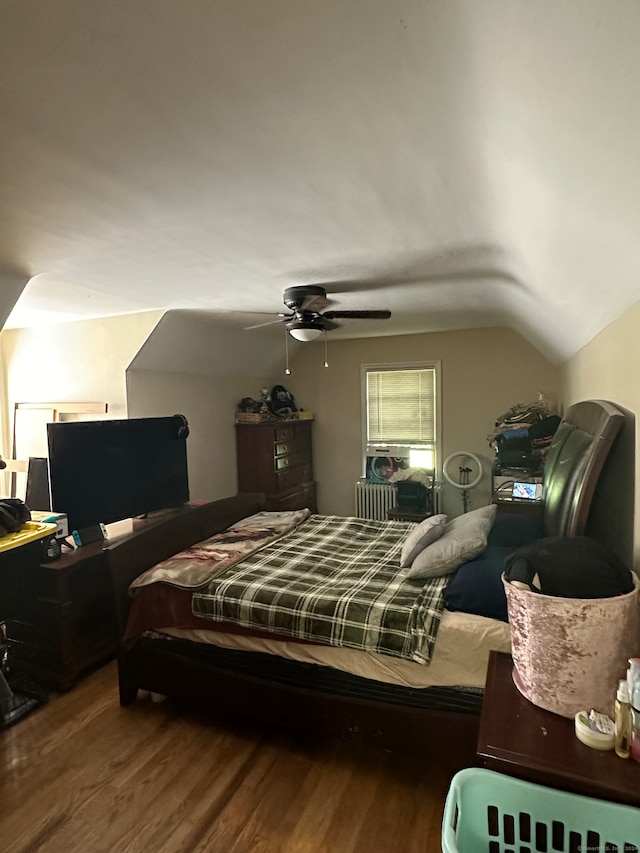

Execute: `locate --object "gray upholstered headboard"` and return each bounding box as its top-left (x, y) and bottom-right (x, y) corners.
top-left (542, 399), bottom-right (624, 538)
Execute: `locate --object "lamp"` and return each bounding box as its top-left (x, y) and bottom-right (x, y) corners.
top-left (283, 323), bottom-right (330, 373)
top-left (288, 323), bottom-right (323, 342)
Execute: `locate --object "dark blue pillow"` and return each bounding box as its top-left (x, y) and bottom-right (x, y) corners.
top-left (486, 511), bottom-right (544, 549)
top-left (443, 546), bottom-right (513, 622)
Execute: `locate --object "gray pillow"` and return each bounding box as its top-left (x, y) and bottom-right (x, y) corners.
top-left (459, 504), bottom-right (498, 526)
top-left (402, 504), bottom-right (497, 579)
top-left (400, 514), bottom-right (448, 567)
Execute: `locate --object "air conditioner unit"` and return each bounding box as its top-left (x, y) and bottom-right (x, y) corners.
top-left (364, 446), bottom-right (411, 484)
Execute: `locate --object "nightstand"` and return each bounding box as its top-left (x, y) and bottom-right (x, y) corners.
top-left (386, 506), bottom-right (432, 523)
top-left (492, 498), bottom-right (544, 518)
top-left (477, 651), bottom-right (640, 808)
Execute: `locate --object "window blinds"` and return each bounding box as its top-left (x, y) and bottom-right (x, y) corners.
top-left (366, 368), bottom-right (436, 446)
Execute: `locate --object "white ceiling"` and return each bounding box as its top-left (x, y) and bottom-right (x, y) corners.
top-left (2, 0), bottom-right (639, 362)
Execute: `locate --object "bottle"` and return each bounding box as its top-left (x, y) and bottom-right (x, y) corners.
top-left (614, 679), bottom-right (631, 758)
top-left (628, 658), bottom-right (640, 763)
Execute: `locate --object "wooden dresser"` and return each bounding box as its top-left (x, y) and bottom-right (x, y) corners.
top-left (2, 505), bottom-right (203, 694)
top-left (235, 419), bottom-right (317, 512)
top-left (0, 537), bottom-right (117, 694)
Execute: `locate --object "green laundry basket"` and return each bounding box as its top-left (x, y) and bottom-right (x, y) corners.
top-left (442, 768), bottom-right (640, 853)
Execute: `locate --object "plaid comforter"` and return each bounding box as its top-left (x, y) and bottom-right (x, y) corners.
top-left (192, 515), bottom-right (448, 665)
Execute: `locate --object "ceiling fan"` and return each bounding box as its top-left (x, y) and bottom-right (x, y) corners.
top-left (245, 285), bottom-right (391, 341)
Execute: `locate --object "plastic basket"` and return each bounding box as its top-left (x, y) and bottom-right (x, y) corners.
top-left (442, 768), bottom-right (640, 853)
top-left (0, 521), bottom-right (57, 553)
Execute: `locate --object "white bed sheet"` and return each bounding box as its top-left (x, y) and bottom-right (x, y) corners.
top-left (160, 609), bottom-right (511, 689)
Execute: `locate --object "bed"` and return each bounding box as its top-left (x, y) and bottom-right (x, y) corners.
top-left (107, 399), bottom-right (624, 769)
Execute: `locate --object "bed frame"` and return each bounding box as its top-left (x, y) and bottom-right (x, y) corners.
top-left (107, 399), bottom-right (625, 769)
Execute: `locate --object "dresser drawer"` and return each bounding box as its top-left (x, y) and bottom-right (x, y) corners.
top-left (277, 463), bottom-right (312, 491)
top-left (275, 435), bottom-right (311, 459)
top-left (274, 425), bottom-right (295, 442)
top-left (274, 446), bottom-right (311, 472)
top-left (275, 453), bottom-right (296, 471)
top-left (266, 482), bottom-right (317, 513)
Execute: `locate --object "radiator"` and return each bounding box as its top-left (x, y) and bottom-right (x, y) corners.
top-left (354, 481), bottom-right (397, 520)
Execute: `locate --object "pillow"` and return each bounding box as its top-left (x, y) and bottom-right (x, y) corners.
top-left (487, 510), bottom-right (543, 548)
top-left (402, 504), bottom-right (497, 579)
top-left (454, 503), bottom-right (497, 527)
top-left (443, 546), bottom-right (513, 622)
top-left (400, 514), bottom-right (447, 567)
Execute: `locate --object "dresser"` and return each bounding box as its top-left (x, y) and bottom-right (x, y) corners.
top-left (235, 419), bottom-right (317, 512)
top-left (2, 506), bottom-right (202, 695)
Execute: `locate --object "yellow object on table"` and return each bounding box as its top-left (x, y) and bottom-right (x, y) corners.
top-left (0, 521), bottom-right (58, 552)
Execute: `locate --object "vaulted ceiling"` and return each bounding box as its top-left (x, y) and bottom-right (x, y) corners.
top-left (1, 1), bottom-right (639, 363)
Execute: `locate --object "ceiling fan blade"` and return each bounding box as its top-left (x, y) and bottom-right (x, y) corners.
top-left (244, 314), bottom-right (289, 330)
top-left (321, 317), bottom-right (340, 331)
top-left (323, 310), bottom-right (391, 320)
top-left (301, 293), bottom-right (333, 312)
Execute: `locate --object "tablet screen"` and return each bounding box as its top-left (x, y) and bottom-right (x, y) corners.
top-left (512, 482), bottom-right (538, 500)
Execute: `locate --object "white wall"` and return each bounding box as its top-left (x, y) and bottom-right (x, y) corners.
top-left (128, 310), bottom-right (292, 379)
top-left (17, 301), bottom-right (640, 554)
top-left (125, 310), bottom-right (287, 501)
top-left (127, 368), bottom-right (279, 502)
top-left (127, 322), bottom-right (561, 516)
top-left (0, 311), bottom-right (163, 494)
top-left (285, 327), bottom-right (560, 518)
top-left (1, 310), bottom-right (163, 421)
top-left (0, 308), bottom-right (285, 508)
top-left (562, 299), bottom-right (639, 568)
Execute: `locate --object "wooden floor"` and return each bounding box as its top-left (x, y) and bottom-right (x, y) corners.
top-left (1, 662), bottom-right (455, 853)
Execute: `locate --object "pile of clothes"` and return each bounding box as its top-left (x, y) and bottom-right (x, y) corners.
top-left (237, 385), bottom-right (299, 419)
top-left (488, 396), bottom-right (561, 474)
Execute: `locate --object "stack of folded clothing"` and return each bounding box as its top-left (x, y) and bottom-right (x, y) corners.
top-left (488, 399), bottom-right (561, 474)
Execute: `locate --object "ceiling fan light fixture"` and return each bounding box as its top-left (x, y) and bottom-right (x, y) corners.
top-left (243, 284), bottom-right (390, 342)
top-left (288, 324), bottom-right (323, 342)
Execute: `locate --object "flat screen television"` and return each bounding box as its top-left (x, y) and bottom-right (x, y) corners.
top-left (47, 415), bottom-right (190, 532)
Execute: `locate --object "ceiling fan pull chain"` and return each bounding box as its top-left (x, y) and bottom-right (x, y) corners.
top-left (284, 326), bottom-right (291, 375)
top-left (323, 330), bottom-right (329, 368)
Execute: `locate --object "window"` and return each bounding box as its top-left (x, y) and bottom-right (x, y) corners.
top-left (361, 362), bottom-right (441, 470)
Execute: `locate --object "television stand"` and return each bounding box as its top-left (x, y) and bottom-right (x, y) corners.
top-left (20, 537), bottom-right (119, 691)
top-left (14, 504), bottom-right (198, 692)
top-left (136, 504), bottom-right (189, 521)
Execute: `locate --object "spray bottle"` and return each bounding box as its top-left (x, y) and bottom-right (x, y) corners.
top-left (615, 679), bottom-right (631, 758)
top-left (628, 658), bottom-right (640, 763)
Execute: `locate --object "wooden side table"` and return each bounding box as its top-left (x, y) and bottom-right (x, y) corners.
top-left (477, 651), bottom-right (640, 808)
top-left (491, 499), bottom-right (544, 518)
top-left (386, 506), bottom-right (432, 523)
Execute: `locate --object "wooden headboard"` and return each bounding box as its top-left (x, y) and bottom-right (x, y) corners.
top-left (542, 399), bottom-right (624, 538)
